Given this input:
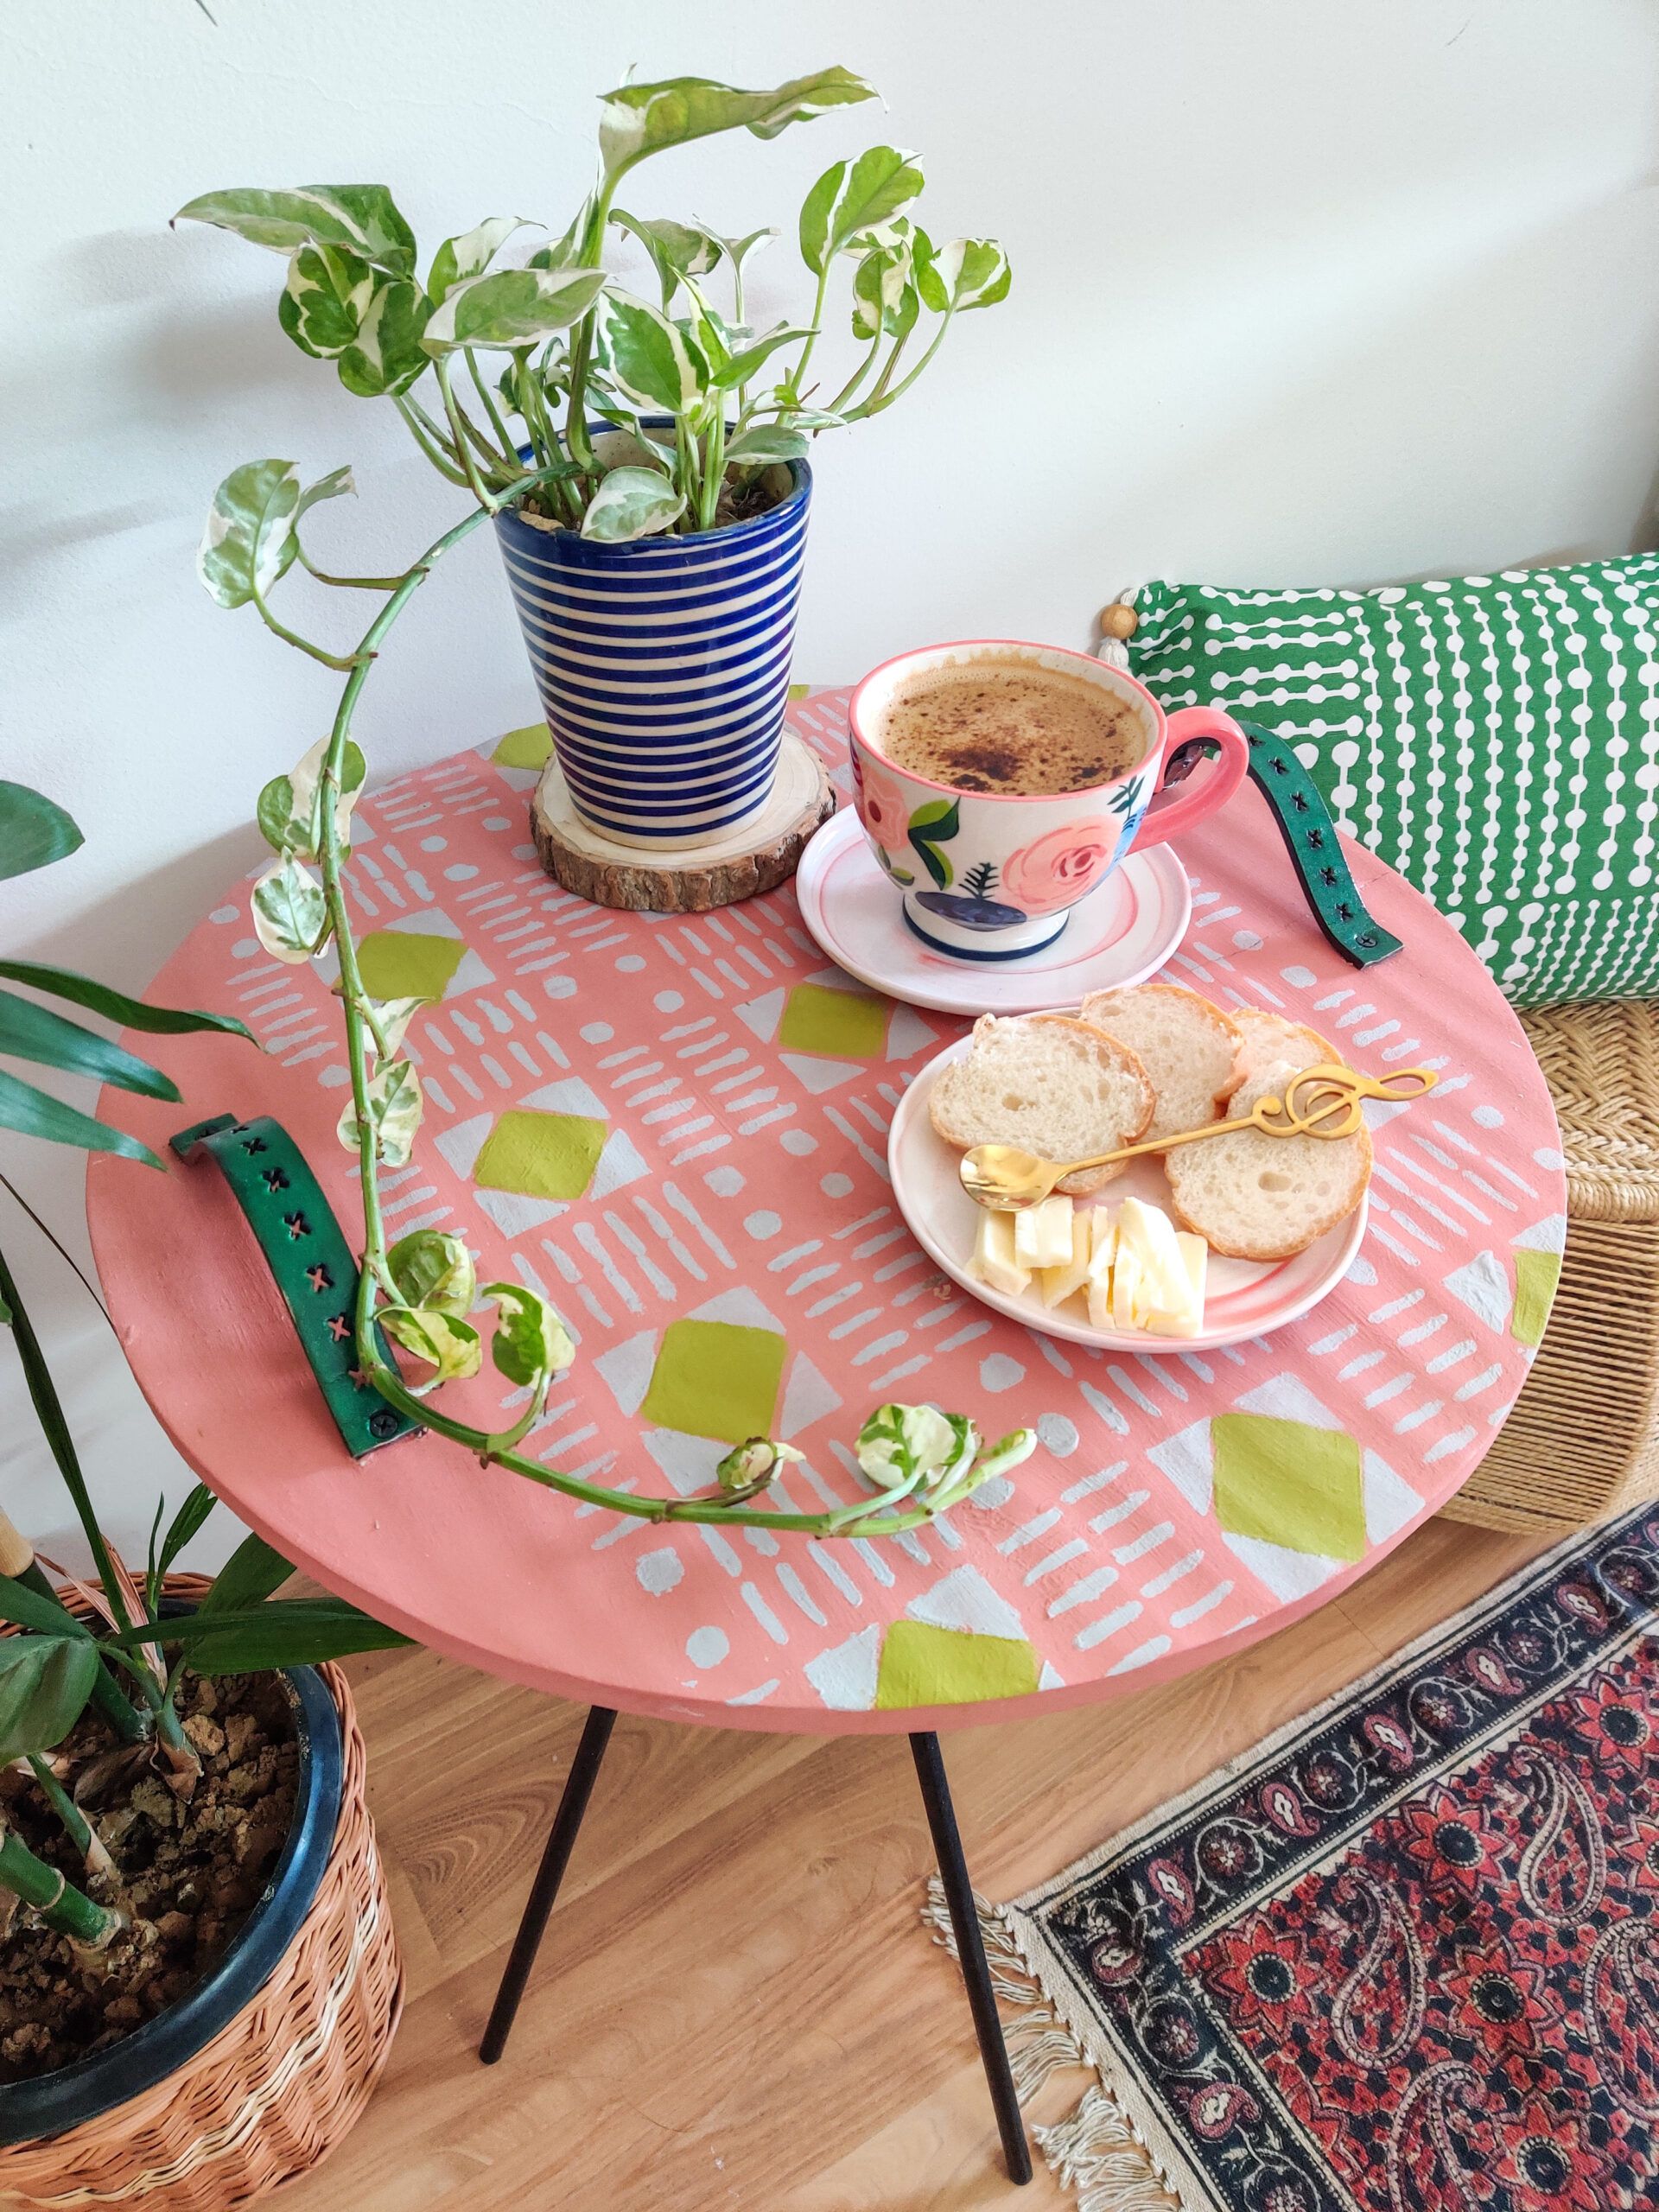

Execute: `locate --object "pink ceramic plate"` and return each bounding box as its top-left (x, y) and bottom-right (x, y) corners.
top-left (794, 807), bottom-right (1192, 1016)
top-left (888, 1033), bottom-right (1368, 1354)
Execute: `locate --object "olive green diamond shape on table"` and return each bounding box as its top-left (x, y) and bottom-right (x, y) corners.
top-left (357, 930), bottom-right (467, 1003)
top-left (874, 1622), bottom-right (1041, 1709)
top-left (1513, 1249), bottom-right (1561, 1347)
top-left (778, 982), bottom-right (887, 1059)
top-left (474, 1109), bottom-right (608, 1202)
top-left (642, 1319), bottom-right (787, 1446)
top-left (1211, 1413), bottom-right (1367, 1562)
top-left (493, 721), bottom-right (552, 770)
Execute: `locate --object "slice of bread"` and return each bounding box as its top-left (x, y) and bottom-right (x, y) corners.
top-left (1220, 1006), bottom-right (1335, 1103)
top-left (1078, 984), bottom-right (1243, 1145)
top-left (1164, 1057), bottom-right (1371, 1259)
top-left (929, 1014), bottom-right (1154, 1196)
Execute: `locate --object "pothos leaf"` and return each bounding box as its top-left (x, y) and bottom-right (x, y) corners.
top-left (335, 277), bottom-right (432, 397)
top-left (723, 423), bottom-right (808, 467)
top-left (481, 1281), bottom-right (575, 1387)
top-left (386, 1229), bottom-right (476, 1318)
top-left (364, 995), bottom-right (429, 1058)
top-left (597, 68), bottom-right (876, 184)
top-left (198, 461), bottom-right (353, 613)
top-left (581, 466), bottom-right (686, 543)
top-left (595, 289), bottom-right (708, 416)
top-left (251, 856), bottom-right (328, 963)
top-left (379, 1303), bottom-right (481, 1384)
top-left (0, 783), bottom-right (82, 884)
top-left (197, 460), bottom-right (301, 610)
top-left (918, 236), bottom-right (1012, 314)
top-left (428, 216), bottom-right (533, 305)
top-left (278, 245), bottom-right (377, 359)
top-left (851, 245), bottom-right (919, 342)
top-left (799, 146), bottom-right (925, 276)
top-left (422, 264), bottom-right (607, 354)
top-left (609, 210), bottom-right (721, 307)
top-left (336, 1057), bottom-right (423, 1167)
top-left (708, 323), bottom-right (813, 392)
top-left (257, 736), bottom-right (366, 860)
top-left (175, 184), bottom-right (418, 276)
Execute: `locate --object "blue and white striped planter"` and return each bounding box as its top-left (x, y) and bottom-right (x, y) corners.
top-left (495, 427), bottom-right (811, 849)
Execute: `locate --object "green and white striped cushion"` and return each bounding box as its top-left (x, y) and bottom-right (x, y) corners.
top-left (1128, 556), bottom-right (1659, 1005)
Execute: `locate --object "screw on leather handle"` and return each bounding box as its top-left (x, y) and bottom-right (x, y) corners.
top-left (171, 1113), bottom-right (420, 1459)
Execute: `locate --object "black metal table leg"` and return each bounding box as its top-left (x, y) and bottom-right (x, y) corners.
top-left (909, 1732), bottom-right (1033, 2184)
top-left (480, 1704), bottom-right (617, 2063)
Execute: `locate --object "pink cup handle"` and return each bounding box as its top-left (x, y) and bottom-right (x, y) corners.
top-left (1129, 706), bottom-right (1251, 851)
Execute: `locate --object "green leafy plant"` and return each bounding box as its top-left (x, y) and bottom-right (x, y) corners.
top-left (0, 781), bottom-right (407, 1959)
top-left (181, 67), bottom-right (1035, 1549)
top-left (177, 67), bottom-right (1009, 546)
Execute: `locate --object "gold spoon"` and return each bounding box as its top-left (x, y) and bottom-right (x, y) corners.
top-left (957, 1064), bottom-right (1440, 1211)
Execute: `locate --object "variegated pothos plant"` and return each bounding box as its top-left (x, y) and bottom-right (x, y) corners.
top-left (177, 68), bottom-right (1009, 544)
top-left (182, 72), bottom-right (1034, 1543)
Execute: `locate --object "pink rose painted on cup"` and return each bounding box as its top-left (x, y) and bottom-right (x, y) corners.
top-left (852, 753), bottom-right (913, 862)
top-left (999, 820), bottom-right (1117, 914)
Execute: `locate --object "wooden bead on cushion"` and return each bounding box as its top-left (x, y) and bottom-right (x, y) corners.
top-left (1098, 603), bottom-right (1138, 641)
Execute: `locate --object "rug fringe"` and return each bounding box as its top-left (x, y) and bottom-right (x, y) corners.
top-left (921, 1879), bottom-right (1184, 2211)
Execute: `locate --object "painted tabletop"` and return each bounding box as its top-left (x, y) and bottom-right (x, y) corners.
top-left (86, 690), bottom-right (1565, 1734)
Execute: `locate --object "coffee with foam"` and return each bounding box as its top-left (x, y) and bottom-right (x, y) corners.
top-left (874, 658), bottom-right (1143, 795)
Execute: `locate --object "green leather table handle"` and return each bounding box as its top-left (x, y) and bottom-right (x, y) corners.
top-left (170, 1113), bottom-right (419, 1459)
top-left (1165, 721), bottom-right (1403, 969)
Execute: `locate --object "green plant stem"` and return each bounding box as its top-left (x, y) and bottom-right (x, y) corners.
top-left (248, 577), bottom-right (365, 671)
top-left (826, 331), bottom-right (883, 415)
top-left (434, 359), bottom-right (500, 512)
top-left (393, 394), bottom-right (469, 486)
top-left (27, 1757), bottom-right (96, 1864)
top-left (788, 264), bottom-right (834, 397)
top-left (563, 190), bottom-right (615, 473)
top-left (466, 348), bottom-right (518, 461)
top-left (847, 310), bottom-right (955, 420)
top-left (296, 549), bottom-right (406, 592)
top-left (296, 475), bottom-right (998, 1541)
top-left (0, 1237), bottom-right (131, 1633)
top-left (698, 410), bottom-right (727, 531)
top-left (0, 1828), bottom-right (120, 1948)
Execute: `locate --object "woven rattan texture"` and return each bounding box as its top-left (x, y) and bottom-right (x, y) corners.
top-left (0, 1578), bottom-right (403, 2209)
top-left (1443, 1000), bottom-right (1659, 1534)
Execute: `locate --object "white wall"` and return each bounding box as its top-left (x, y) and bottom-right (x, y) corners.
top-left (4, 0), bottom-right (1657, 1566)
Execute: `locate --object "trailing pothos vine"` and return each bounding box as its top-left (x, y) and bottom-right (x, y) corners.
top-left (232, 467), bottom-right (1033, 1535)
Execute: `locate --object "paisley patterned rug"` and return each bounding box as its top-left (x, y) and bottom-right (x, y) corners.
top-left (930, 1504), bottom-right (1659, 2212)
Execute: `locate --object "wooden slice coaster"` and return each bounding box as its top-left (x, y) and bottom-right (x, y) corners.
top-left (530, 729), bottom-right (837, 912)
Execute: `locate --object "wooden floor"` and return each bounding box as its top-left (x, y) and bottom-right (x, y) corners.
top-left (277, 1518), bottom-right (1544, 2209)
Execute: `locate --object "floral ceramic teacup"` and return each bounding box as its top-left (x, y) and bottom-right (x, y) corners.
top-left (848, 639), bottom-right (1251, 960)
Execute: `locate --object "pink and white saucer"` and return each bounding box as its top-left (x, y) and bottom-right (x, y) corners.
top-left (794, 807), bottom-right (1192, 1017)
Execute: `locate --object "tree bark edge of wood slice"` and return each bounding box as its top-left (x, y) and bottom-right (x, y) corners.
top-left (531, 732), bottom-right (837, 912)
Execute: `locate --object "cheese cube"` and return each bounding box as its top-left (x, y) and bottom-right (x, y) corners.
top-left (1013, 1193), bottom-right (1076, 1272)
top-left (969, 1207), bottom-right (1031, 1297)
top-left (1115, 1196), bottom-right (1190, 1310)
top-left (1144, 1231), bottom-right (1208, 1338)
top-left (1039, 1209), bottom-right (1095, 1309)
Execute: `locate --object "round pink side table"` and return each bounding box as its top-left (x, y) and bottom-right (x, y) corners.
top-left (86, 691), bottom-right (1563, 2183)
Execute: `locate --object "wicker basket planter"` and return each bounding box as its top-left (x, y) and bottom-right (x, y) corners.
top-left (0, 1576), bottom-right (402, 2209)
top-left (1442, 998), bottom-right (1659, 1535)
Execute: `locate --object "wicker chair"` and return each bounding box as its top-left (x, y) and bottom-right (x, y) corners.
top-left (1440, 998), bottom-right (1659, 1535)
